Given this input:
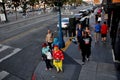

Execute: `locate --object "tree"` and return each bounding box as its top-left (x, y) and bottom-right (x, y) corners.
top-left (29, 0), bottom-right (39, 14)
top-left (12, 1), bottom-right (20, 20)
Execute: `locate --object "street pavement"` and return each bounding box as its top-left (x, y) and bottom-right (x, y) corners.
top-left (32, 13), bottom-right (120, 80)
top-left (0, 6), bottom-right (120, 80)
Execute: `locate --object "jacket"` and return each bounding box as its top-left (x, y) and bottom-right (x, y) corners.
top-left (53, 50), bottom-right (64, 60)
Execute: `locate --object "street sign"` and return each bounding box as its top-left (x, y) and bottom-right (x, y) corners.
top-left (0, 14), bottom-right (6, 22)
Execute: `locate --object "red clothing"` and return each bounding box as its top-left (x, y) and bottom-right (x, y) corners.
top-left (101, 24), bottom-right (108, 34)
top-left (53, 50), bottom-right (64, 60)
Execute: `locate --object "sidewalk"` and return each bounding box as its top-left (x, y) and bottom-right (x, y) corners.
top-left (33, 13), bottom-right (120, 80)
top-left (33, 34), bottom-right (120, 80)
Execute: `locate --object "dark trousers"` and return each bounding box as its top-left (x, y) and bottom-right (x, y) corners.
top-left (45, 59), bottom-right (53, 69)
top-left (81, 47), bottom-right (91, 62)
top-left (48, 42), bottom-right (52, 50)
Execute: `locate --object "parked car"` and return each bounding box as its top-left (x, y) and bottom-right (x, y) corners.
top-left (57, 18), bottom-right (69, 29)
top-left (74, 13), bottom-right (83, 20)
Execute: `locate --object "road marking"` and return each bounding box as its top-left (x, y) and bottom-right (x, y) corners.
top-left (112, 49), bottom-right (120, 63)
top-left (0, 71), bottom-right (9, 80)
top-left (0, 44), bottom-right (10, 52)
top-left (61, 37), bottom-right (72, 51)
top-left (0, 48), bottom-right (21, 62)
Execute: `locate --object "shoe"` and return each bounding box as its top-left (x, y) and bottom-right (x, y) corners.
top-left (45, 68), bottom-right (48, 71)
top-left (81, 62), bottom-right (85, 65)
top-left (60, 69), bottom-right (64, 73)
top-left (57, 70), bottom-right (60, 73)
top-left (86, 58), bottom-right (89, 61)
top-left (49, 68), bottom-right (52, 70)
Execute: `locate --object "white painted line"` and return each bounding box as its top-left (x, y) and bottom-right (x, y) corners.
top-left (0, 48), bottom-right (21, 62)
top-left (0, 71), bottom-right (9, 80)
top-left (0, 45), bottom-right (10, 52)
top-left (112, 49), bottom-right (120, 63)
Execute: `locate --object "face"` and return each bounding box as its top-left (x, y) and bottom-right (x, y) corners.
top-left (48, 30), bottom-right (51, 33)
top-left (78, 24), bottom-right (81, 28)
top-left (86, 27), bottom-right (89, 30)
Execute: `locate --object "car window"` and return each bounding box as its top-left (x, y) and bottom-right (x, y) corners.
top-left (62, 19), bottom-right (69, 22)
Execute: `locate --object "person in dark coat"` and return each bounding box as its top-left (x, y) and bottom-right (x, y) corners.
top-left (79, 31), bottom-right (92, 65)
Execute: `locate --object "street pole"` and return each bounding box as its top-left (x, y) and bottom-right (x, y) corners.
top-left (58, 0), bottom-right (65, 48)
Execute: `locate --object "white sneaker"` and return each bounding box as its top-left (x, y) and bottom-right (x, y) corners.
top-left (81, 62), bottom-right (85, 65)
top-left (86, 58), bottom-right (89, 61)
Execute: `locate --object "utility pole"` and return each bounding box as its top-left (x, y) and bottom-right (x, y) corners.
top-left (54, 0), bottom-right (65, 48)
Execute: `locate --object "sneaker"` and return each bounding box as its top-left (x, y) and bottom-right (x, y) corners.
top-left (45, 68), bottom-right (48, 71)
top-left (86, 58), bottom-right (89, 61)
top-left (57, 70), bottom-right (60, 73)
top-left (81, 62), bottom-right (85, 65)
top-left (49, 68), bottom-right (52, 70)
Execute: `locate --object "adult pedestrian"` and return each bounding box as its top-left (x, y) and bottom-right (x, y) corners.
top-left (52, 45), bottom-right (64, 73)
top-left (94, 21), bottom-right (101, 43)
top-left (97, 15), bottom-right (102, 23)
top-left (76, 24), bottom-right (83, 42)
top-left (80, 31), bottom-right (92, 65)
top-left (41, 43), bottom-right (53, 70)
top-left (85, 27), bottom-right (91, 36)
top-left (46, 29), bottom-right (54, 50)
top-left (101, 22), bottom-right (109, 42)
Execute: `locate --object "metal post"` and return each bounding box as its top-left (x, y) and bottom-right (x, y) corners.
top-left (58, 0), bottom-right (65, 48)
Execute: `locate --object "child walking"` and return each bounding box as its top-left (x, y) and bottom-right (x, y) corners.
top-left (41, 43), bottom-right (53, 70)
top-left (52, 45), bottom-right (64, 73)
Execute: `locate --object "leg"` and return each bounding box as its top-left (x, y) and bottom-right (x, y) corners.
top-left (45, 59), bottom-right (50, 70)
top-left (58, 60), bottom-right (63, 72)
top-left (53, 60), bottom-right (59, 72)
top-left (86, 48), bottom-right (91, 60)
top-left (47, 60), bottom-right (53, 69)
top-left (48, 42), bottom-right (52, 50)
top-left (81, 51), bottom-right (86, 62)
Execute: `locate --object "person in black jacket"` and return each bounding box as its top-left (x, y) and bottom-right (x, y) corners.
top-left (79, 31), bottom-right (92, 65)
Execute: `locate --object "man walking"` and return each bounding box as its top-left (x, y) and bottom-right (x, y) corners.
top-left (101, 22), bottom-right (109, 42)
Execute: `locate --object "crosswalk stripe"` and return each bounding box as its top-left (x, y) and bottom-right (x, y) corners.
top-left (0, 71), bottom-right (9, 80)
top-left (0, 48), bottom-right (21, 62)
top-left (0, 45), bottom-right (10, 52)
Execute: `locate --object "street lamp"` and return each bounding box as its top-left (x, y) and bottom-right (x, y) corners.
top-left (54, 0), bottom-right (65, 48)
top-left (0, 0), bottom-right (8, 22)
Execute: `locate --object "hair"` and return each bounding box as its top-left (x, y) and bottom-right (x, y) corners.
top-left (98, 21), bottom-right (100, 24)
top-left (42, 43), bottom-right (47, 47)
top-left (104, 21), bottom-right (106, 24)
top-left (83, 31), bottom-right (89, 36)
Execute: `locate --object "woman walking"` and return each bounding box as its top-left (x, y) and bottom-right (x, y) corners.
top-left (80, 32), bottom-right (92, 65)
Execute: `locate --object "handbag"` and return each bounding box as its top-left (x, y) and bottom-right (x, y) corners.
top-left (45, 52), bottom-right (53, 60)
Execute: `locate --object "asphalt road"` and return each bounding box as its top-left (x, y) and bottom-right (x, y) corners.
top-left (0, 12), bottom-right (59, 80)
